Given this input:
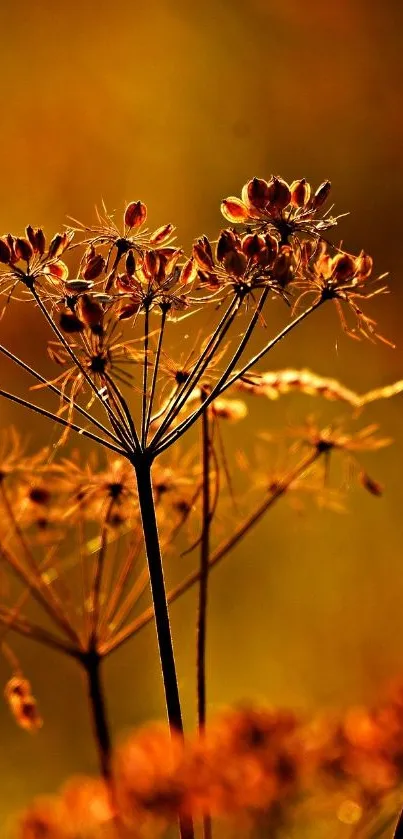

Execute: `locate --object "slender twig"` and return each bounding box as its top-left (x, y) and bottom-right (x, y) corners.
top-left (155, 298), bottom-right (323, 454)
top-left (0, 608), bottom-right (79, 657)
top-left (150, 295), bottom-right (241, 446)
top-left (90, 500), bottom-right (115, 642)
top-left (198, 393), bottom-right (213, 839)
top-left (0, 389), bottom-right (127, 455)
top-left (141, 304), bottom-right (150, 448)
top-left (103, 448), bottom-right (322, 656)
top-left (0, 343), bottom-right (123, 446)
top-left (31, 287), bottom-right (133, 450)
top-left (144, 307), bottom-right (167, 439)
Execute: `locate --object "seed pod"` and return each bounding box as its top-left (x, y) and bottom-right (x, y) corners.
top-left (241, 177), bottom-right (271, 210)
top-left (273, 246), bottom-right (295, 286)
top-left (118, 301), bottom-right (141, 320)
top-left (59, 311), bottom-right (85, 333)
top-left (290, 178), bottom-right (311, 207)
top-left (149, 223), bottom-right (174, 246)
top-left (192, 236), bottom-right (214, 272)
top-left (179, 257), bottom-right (197, 286)
top-left (35, 227), bottom-right (46, 255)
top-left (267, 177), bottom-right (291, 210)
top-left (143, 249), bottom-right (160, 278)
top-left (47, 233), bottom-right (64, 259)
top-left (221, 198), bottom-right (250, 223)
top-left (216, 229), bottom-right (238, 263)
top-left (331, 253), bottom-right (356, 282)
top-left (125, 250), bottom-right (136, 276)
top-left (78, 294), bottom-right (104, 331)
top-left (241, 233), bottom-right (264, 261)
top-left (355, 251), bottom-right (373, 279)
top-left (0, 237), bottom-right (11, 263)
top-left (82, 253), bottom-right (105, 281)
top-left (124, 200), bottom-right (147, 229)
top-left (45, 260), bottom-right (69, 282)
top-left (223, 250), bottom-right (247, 278)
top-left (65, 279), bottom-right (94, 292)
top-left (359, 471), bottom-right (383, 496)
top-left (311, 180), bottom-right (331, 210)
top-left (15, 237), bottom-right (33, 261)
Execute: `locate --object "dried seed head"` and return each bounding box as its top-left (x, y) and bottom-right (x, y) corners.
top-left (221, 197), bottom-right (250, 223)
top-left (124, 200), bottom-right (147, 229)
top-left (216, 229), bottom-right (238, 263)
top-left (15, 237), bottom-right (33, 262)
top-left (125, 249), bottom-right (136, 277)
top-left (311, 180), bottom-right (331, 210)
top-left (223, 249), bottom-right (248, 278)
top-left (0, 237), bottom-right (11, 263)
top-left (82, 253), bottom-right (105, 281)
top-left (150, 223), bottom-right (175, 246)
top-left (242, 177), bottom-right (271, 210)
top-left (290, 178), bottom-right (311, 207)
top-left (78, 294), bottom-right (104, 331)
top-left (267, 177), bottom-right (291, 210)
top-left (59, 311), bottom-right (85, 333)
top-left (48, 232), bottom-right (71, 260)
top-left (192, 237), bottom-right (215, 271)
top-left (143, 249), bottom-right (160, 278)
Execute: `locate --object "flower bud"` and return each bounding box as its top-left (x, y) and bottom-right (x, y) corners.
top-left (179, 257), bottom-right (197, 286)
top-left (192, 237), bottom-right (214, 271)
top-left (143, 249), bottom-right (160, 278)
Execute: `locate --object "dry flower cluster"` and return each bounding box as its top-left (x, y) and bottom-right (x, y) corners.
top-left (15, 679), bottom-right (403, 839)
top-left (0, 175), bottom-right (401, 839)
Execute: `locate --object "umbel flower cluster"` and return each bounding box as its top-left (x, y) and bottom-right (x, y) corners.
top-left (0, 175), bottom-right (401, 839)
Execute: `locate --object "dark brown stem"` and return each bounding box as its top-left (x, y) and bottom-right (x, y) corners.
top-left (83, 649), bottom-right (113, 785)
top-left (134, 455), bottom-right (194, 839)
top-left (198, 396), bottom-right (213, 839)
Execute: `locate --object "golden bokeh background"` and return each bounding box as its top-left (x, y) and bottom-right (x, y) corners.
top-left (0, 0), bottom-right (402, 826)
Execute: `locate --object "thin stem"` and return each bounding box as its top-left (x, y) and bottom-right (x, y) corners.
top-left (134, 456), bottom-right (194, 839)
top-left (151, 295), bottom-right (241, 446)
top-left (31, 287), bottom-right (132, 450)
top-left (134, 456), bottom-right (184, 730)
top-left (145, 307), bottom-right (167, 439)
top-left (104, 448), bottom-right (322, 656)
top-left (0, 608), bottom-right (79, 657)
top-left (141, 305), bottom-right (150, 448)
top-left (104, 372), bottom-right (141, 453)
top-left (90, 500), bottom-right (114, 642)
top-left (156, 298), bottom-right (323, 455)
top-left (82, 650), bottom-right (113, 784)
top-left (198, 395), bottom-right (211, 730)
top-left (198, 396), bottom-right (213, 839)
top-left (0, 388), bottom-right (127, 455)
top-left (0, 343), bottom-right (123, 446)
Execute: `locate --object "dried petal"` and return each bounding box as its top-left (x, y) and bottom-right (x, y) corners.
top-left (311, 180), bottom-right (331, 210)
top-left (0, 237), bottom-right (11, 263)
top-left (15, 237), bottom-right (33, 261)
top-left (45, 260), bottom-right (69, 282)
top-left (78, 294), bottom-right (104, 331)
top-left (241, 177), bottom-right (271, 210)
top-left (179, 257), bottom-right (197, 286)
top-left (267, 177), bottom-right (291, 210)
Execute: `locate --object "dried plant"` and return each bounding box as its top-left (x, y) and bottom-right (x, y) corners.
top-left (0, 175), bottom-right (401, 839)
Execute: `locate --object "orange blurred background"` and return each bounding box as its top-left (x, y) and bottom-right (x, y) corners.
top-left (0, 0), bottom-right (402, 826)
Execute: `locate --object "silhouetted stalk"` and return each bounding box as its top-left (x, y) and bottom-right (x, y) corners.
top-left (134, 455), bottom-right (194, 839)
top-left (82, 650), bottom-right (113, 785)
top-left (104, 447), bottom-right (323, 656)
top-left (198, 395), bottom-right (213, 839)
